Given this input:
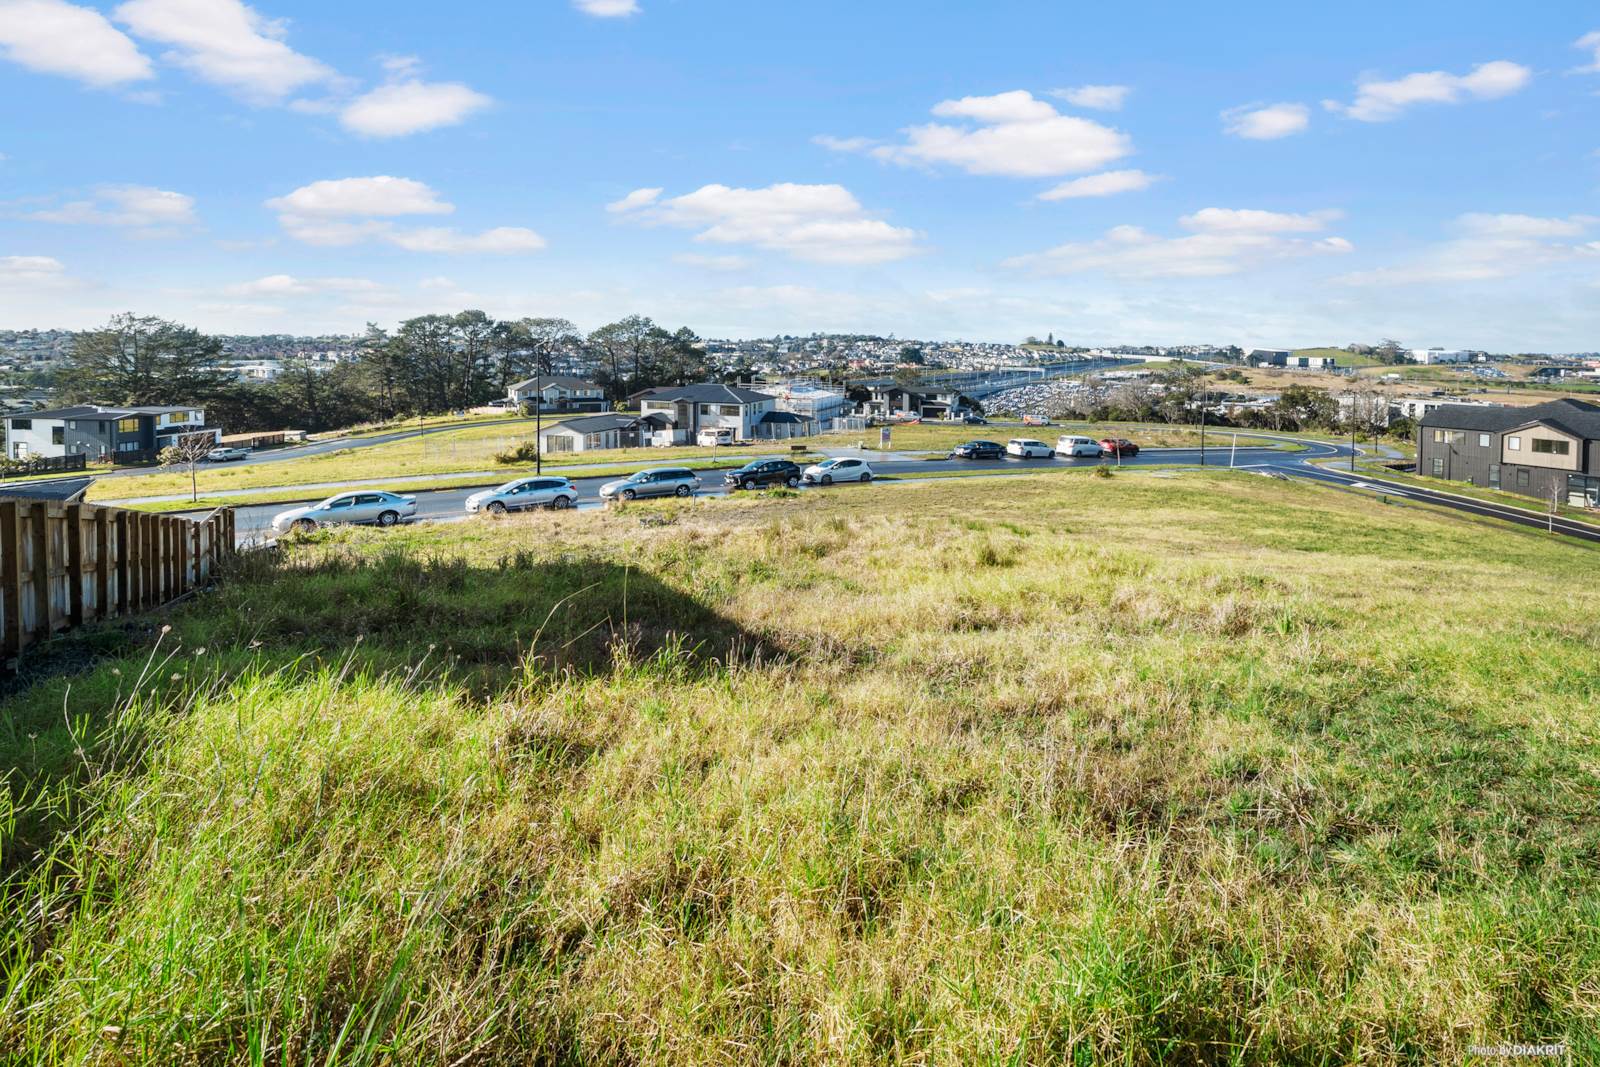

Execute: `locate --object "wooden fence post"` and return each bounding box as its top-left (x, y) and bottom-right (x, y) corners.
top-left (30, 501), bottom-right (51, 642)
top-left (65, 503), bottom-right (84, 627)
top-left (1, 502), bottom-right (20, 663)
top-left (95, 508), bottom-right (110, 620)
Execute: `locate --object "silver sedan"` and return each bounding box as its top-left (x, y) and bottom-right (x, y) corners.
top-left (271, 490), bottom-right (418, 533)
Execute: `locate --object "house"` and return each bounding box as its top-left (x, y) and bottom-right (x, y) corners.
top-left (856, 385), bottom-right (972, 421)
top-left (507, 375), bottom-right (607, 413)
top-left (1417, 398), bottom-right (1600, 506)
top-left (1246, 348), bottom-right (1293, 366)
top-left (536, 413), bottom-right (653, 454)
top-left (3, 404), bottom-right (218, 463)
top-left (754, 382), bottom-right (853, 428)
top-left (634, 383), bottom-right (805, 443)
top-left (1410, 348), bottom-right (1472, 365)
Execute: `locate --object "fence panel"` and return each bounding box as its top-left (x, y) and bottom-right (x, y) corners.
top-left (0, 499), bottom-right (234, 669)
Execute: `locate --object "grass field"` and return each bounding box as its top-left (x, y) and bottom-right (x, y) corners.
top-left (4, 472), bottom-right (1599, 1064)
top-left (87, 420), bottom-right (818, 504)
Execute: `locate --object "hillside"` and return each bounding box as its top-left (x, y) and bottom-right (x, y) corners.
top-left (3, 471), bottom-right (1598, 1064)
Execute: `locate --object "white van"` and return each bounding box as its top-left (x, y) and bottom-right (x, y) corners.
top-left (696, 427), bottom-right (736, 447)
top-left (1055, 435), bottom-right (1103, 457)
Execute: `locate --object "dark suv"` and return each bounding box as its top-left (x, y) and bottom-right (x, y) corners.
top-left (952, 440), bottom-right (1005, 459)
top-left (725, 459), bottom-right (803, 490)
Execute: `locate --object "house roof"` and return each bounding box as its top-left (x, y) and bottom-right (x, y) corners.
top-left (0, 476), bottom-right (94, 502)
top-left (541, 413), bottom-right (639, 435)
top-left (636, 383), bottom-right (772, 406)
top-left (2, 403), bottom-right (197, 422)
top-left (1421, 398), bottom-right (1600, 439)
top-left (759, 410), bottom-right (809, 424)
top-left (508, 375), bottom-right (600, 392)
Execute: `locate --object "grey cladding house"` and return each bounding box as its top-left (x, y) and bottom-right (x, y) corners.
top-left (507, 376), bottom-right (607, 413)
top-left (3, 404), bottom-right (218, 463)
top-left (1416, 398), bottom-right (1600, 507)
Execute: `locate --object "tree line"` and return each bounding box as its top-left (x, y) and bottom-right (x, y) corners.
top-left (53, 311), bottom-right (726, 433)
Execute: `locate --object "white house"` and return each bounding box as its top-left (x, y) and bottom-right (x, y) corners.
top-left (1410, 348), bottom-right (1472, 365)
top-left (507, 375), bottom-right (608, 413)
top-left (536, 413), bottom-right (656, 453)
top-left (634, 383), bottom-right (805, 443)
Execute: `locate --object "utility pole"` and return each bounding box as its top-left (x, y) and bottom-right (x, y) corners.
top-left (1350, 425), bottom-right (1357, 472)
top-left (534, 366), bottom-right (543, 475)
top-left (1198, 398), bottom-right (1206, 467)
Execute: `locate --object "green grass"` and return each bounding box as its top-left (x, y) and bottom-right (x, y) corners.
top-left (3, 472), bottom-right (1599, 1064)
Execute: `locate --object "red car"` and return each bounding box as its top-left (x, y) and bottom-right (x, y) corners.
top-left (1098, 437), bottom-right (1139, 457)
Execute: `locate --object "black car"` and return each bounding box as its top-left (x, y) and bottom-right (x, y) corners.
top-left (724, 459), bottom-right (803, 490)
top-left (959, 413), bottom-right (989, 425)
top-left (952, 440), bottom-right (1005, 459)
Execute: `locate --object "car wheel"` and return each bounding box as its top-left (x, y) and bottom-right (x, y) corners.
top-left (487, 500), bottom-right (507, 515)
top-left (292, 518), bottom-right (316, 533)
top-left (551, 495), bottom-right (573, 510)
top-left (860, 472), bottom-right (872, 483)
top-left (676, 484), bottom-right (692, 497)
top-left (786, 475), bottom-right (799, 488)
top-left (621, 489), bottom-right (636, 501)
top-left (821, 474), bottom-right (833, 486)
top-left (377, 510), bottom-right (400, 527)
top-left (742, 478), bottom-right (757, 491)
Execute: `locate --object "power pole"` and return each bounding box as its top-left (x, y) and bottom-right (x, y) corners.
top-left (534, 367), bottom-right (543, 475)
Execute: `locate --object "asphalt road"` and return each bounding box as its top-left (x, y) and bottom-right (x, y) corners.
top-left (227, 444), bottom-right (1295, 541)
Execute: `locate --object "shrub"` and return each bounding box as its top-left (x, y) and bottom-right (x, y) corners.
top-left (494, 440), bottom-right (540, 465)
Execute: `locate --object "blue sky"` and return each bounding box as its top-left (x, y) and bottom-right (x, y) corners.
top-left (1, 0), bottom-right (1597, 349)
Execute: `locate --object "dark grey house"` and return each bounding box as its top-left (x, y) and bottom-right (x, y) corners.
top-left (3, 404), bottom-right (218, 464)
top-left (1417, 398), bottom-right (1600, 507)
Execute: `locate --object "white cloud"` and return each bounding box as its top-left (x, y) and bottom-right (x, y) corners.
top-left (266, 176), bottom-right (543, 254)
top-left (573, 0), bottom-right (638, 16)
top-left (387, 227), bottom-right (545, 253)
top-left (1037, 169), bottom-right (1156, 201)
top-left (339, 78), bottom-right (491, 137)
top-left (1336, 213), bottom-right (1598, 285)
top-left (672, 252), bottom-right (751, 271)
top-left (812, 134), bottom-right (876, 153)
top-left (0, 0), bottom-right (152, 87)
top-left (224, 273), bottom-right (385, 296)
top-left (113, 0), bottom-right (335, 103)
top-left (29, 184), bottom-right (196, 227)
top-left (1222, 102), bottom-right (1310, 140)
top-left (1328, 60), bottom-right (1531, 122)
top-left (869, 90), bottom-right (1133, 178)
top-left (1179, 207), bottom-right (1339, 234)
top-left (0, 254), bottom-right (69, 285)
top-left (610, 181), bottom-right (919, 264)
top-left (1050, 84), bottom-right (1130, 111)
top-left (606, 187), bottom-right (662, 213)
top-left (266, 176), bottom-right (454, 218)
top-left (1574, 31), bottom-right (1600, 74)
top-left (1005, 209), bottom-right (1351, 278)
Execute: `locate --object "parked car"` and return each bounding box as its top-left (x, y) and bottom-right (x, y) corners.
top-left (599, 467), bottom-right (701, 501)
top-left (205, 446), bottom-right (250, 462)
top-left (466, 476), bottom-right (578, 515)
top-left (952, 440), bottom-right (1005, 459)
top-left (1006, 438), bottom-right (1053, 459)
top-left (271, 490), bottom-right (417, 534)
top-left (959, 413), bottom-right (989, 425)
top-left (1099, 437), bottom-right (1140, 457)
top-left (696, 427), bottom-right (736, 447)
top-left (1055, 435), bottom-right (1104, 457)
top-left (725, 459), bottom-right (802, 490)
top-left (802, 457), bottom-right (873, 485)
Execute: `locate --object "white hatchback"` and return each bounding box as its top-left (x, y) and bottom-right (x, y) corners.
top-left (1055, 435), bottom-right (1104, 457)
top-left (1006, 438), bottom-right (1053, 459)
top-left (802, 457), bottom-right (873, 485)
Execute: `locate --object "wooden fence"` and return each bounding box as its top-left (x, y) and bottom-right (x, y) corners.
top-left (0, 499), bottom-right (236, 669)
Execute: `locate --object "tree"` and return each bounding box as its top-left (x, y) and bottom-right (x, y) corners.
top-left (60, 314), bottom-right (231, 405)
top-left (158, 433), bottom-right (216, 503)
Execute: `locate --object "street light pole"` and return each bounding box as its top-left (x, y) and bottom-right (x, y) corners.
top-left (535, 366), bottom-right (543, 475)
top-left (1350, 425), bottom-right (1357, 472)
top-left (1199, 398), bottom-right (1206, 467)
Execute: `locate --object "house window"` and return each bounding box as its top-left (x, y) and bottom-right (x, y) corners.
top-left (1431, 458), bottom-right (1444, 476)
top-left (1506, 436), bottom-right (1521, 451)
top-left (719, 405), bottom-right (742, 416)
top-left (699, 404), bottom-right (715, 415)
top-left (51, 426), bottom-right (64, 445)
top-left (1488, 464), bottom-right (1500, 489)
top-left (1431, 429), bottom-right (1464, 445)
top-left (11, 418), bottom-right (30, 430)
top-left (117, 418), bottom-right (139, 433)
top-left (1478, 434), bottom-right (1490, 447)
top-left (1531, 439), bottom-right (1570, 456)
top-left (1516, 469), bottom-right (1530, 488)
